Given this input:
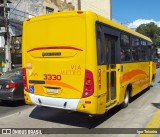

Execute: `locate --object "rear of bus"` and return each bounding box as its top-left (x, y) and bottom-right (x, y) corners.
top-left (22, 11), bottom-right (100, 114)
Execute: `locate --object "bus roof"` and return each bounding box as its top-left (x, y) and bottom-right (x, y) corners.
top-left (24, 10), bottom-right (152, 43)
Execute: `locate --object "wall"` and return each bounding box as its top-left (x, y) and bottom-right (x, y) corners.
top-left (62, 0), bottom-right (112, 19)
top-left (81, 0), bottom-right (111, 19)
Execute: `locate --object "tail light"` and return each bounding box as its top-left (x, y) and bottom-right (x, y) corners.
top-left (6, 83), bottom-right (18, 89)
top-left (22, 68), bottom-right (29, 92)
top-left (82, 69), bottom-right (94, 98)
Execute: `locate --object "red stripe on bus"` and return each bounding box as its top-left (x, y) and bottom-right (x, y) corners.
top-left (27, 46), bottom-right (83, 52)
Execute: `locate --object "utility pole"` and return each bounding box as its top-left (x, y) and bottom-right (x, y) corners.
top-left (78, 0), bottom-right (81, 10)
top-left (3, 0), bottom-right (11, 71)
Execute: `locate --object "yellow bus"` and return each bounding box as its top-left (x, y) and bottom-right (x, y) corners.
top-left (22, 11), bottom-right (156, 115)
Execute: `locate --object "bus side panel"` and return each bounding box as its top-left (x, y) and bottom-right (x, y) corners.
top-left (83, 12), bottom-right (106, 114)
top-left (119, 62), bottom-right (150, 102)
top-left (79, 13), bottom-right (106, 114)
top-left (80, 12), bottom-right (106, 114)
top-left (116, 64), bottom-right (122, 104)
top-left (96, 66), bottom-right (107, 114)
top-left (152, 62), bottom-right (156, 80)
top-left (150, 62), bottom-right (156, 84)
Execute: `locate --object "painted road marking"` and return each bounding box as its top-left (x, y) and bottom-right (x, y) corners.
top-left (139, 109), bottom-right (160, 137)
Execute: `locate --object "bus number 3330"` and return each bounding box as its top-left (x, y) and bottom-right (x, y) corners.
top-left (43, 74), bottom-right (62, 80)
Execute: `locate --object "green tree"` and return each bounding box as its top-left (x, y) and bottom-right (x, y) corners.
top-left (136, 22), bottom-right (160, 43)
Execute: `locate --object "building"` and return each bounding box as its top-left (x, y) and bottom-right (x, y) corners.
top-left (61, 0), bottom-right (112, 19)
top-left (0, 0), bottom-right (74, 72)
top-left (10, 0), bottom-right (74, 17)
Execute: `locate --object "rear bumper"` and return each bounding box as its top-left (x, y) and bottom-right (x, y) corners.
top-left (29, 93), bottom-right (80, 111)
top-left (0, 91), bottom-right (23, 101)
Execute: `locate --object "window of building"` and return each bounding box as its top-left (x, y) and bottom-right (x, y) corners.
top-left (46, 7), bottom-right (54, 14)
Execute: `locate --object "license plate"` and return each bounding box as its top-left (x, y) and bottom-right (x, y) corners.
top-left (46, 88), bottom-right (59, 94)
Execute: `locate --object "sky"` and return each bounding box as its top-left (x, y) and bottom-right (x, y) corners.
top-left (112, 0), bottom-right (160, 28)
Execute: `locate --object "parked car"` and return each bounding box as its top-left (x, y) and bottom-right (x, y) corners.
top-left (157, 58), bottom-right (160, 68)
top-left (0, 68), bottom-right (24, 101)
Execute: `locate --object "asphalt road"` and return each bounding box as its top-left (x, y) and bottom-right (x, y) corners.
top-left (0, 100), bottom-right (30, 118)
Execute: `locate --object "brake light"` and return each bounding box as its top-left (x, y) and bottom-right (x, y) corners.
top-left (82, 70), bottom-right (94, 98)
top-left (6, 83), bottom-right (18, 89)
top-left (22, 68), bottom-right (29, 92)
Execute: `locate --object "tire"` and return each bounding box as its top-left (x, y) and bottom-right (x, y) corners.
top-left (121, 90), bottom-right (130, 108)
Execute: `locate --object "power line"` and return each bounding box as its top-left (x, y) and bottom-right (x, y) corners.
top-left (9, 0), bottom-right (22, 16)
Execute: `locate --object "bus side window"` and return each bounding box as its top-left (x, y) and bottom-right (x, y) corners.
top-left (120, 50), bottom-right (125, 61)
top-left (132, 38), bottom-right (140, 61)
top-left (120, 34), bottom-right (131, 62)
top-left (141, 40), bottom-right (148, 61)
top-left (96, 25), bottom-right (105, 65)
top-left (124, 50), bottom-right (131, 61)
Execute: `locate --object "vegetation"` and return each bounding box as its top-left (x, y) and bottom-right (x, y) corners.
top-left (136, 22), bottom-right (160, 44)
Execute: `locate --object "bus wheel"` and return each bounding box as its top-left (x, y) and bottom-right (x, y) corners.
top-left (121, 90), bottom-right (130, 108)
